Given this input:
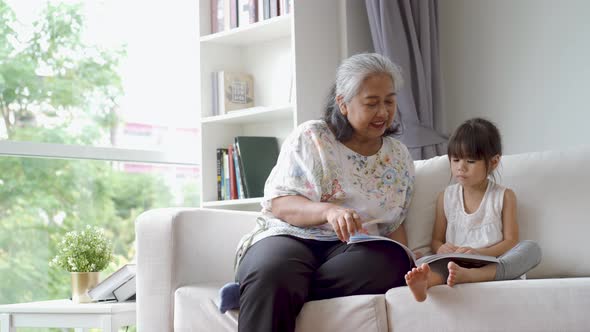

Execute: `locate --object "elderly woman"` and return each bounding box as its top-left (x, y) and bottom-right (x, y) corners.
top-left (236, 53), bottom-right (415, 331)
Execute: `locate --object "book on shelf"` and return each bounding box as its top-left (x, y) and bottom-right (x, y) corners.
top-left (279, 0), bottom-right (292, 15)
top-left (232, 143), bottom-right (245, 199)
top-left (216, 148), bottom-right (224, 200)
top-left (238, 0), bottom-right (258, 27)
top-left (348, 223), bottom-right (498, 269)
top-left (257, 0), bottom-right (266, 21)
top-left (269, 0), bottom-right (279, 18)
top-left (217, 71), bottom-right (255, 115)
top-left (228, 0), bottom-right (238, 29)
top-left (223, 148), bottom-right (230, 200)
top-left (88, 263), bottom-right (136, 302)
top-left (212, 0), bottom-right (237, 33)
top-left (228, 144), bottom-right (238, 199)
top-left (234, 136), bottom-right (280, 198)
top-left (113, 275), bottom-right (136, 302)
top-left (210, 0), bottom-right (225, 34)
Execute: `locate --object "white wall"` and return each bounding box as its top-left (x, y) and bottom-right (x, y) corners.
top-left (440, 0), bottom-right (590, 154)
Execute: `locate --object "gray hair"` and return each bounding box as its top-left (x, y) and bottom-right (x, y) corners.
top-left (323, 53), bottom-right (404, 141)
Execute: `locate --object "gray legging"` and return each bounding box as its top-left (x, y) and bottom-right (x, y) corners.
top-left (429, 240), bottom-right (542, 282)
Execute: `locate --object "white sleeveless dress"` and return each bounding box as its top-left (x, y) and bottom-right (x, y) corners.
top-left (444, 181), bottom-right (506, 249)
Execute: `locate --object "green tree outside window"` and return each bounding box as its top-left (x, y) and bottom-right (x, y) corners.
top-left (0, 0), bottom-right (198, 311)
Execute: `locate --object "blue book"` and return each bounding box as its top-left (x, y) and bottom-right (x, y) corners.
top-left (232, 143), bottom-right (245, 199)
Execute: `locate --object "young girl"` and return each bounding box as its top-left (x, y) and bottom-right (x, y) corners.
top-left (405, 118), bottom-right (541, 302)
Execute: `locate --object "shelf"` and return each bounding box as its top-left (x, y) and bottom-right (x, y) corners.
top-left (200, 15), bottom-right (291, 46)
top-left (202, 197), bottom-right (263, 208)
top-left (201, 105), bottom-right (293, 125)
top-left (198, 0), bottom-right (342, 212)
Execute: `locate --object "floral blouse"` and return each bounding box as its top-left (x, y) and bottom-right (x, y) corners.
top-left (235, 120), bottom-right (415, 267)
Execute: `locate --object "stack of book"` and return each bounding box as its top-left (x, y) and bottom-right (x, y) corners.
top-left (210, 0), bottom-right (293, 34)
top-left (88, 264), bottom-right (136, 302)
top-left (217, 136), bottom-right (280, 200)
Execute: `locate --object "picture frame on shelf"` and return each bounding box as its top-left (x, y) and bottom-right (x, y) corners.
top-left (215, 71), bottom-right (255, 115)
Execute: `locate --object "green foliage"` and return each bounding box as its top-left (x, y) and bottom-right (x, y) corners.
top-left (0, 0), bottom-right (124, 141)
top-left (0, 0), bottom-right (200, 306)
top-left (50, 226), bottom-right (113, 272)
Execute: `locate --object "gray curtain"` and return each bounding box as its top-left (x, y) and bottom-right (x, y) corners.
top-left (366, 0), bottom-right (447, 160)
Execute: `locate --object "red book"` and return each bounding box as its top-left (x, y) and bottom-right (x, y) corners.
top-left (227, 144), bottom-right (238, 199)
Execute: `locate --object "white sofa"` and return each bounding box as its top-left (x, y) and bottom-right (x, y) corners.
top-left (136, 146), bottom-right (590, 331)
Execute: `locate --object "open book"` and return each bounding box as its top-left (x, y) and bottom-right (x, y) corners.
top-left (348, 233), bottom-right (498, 268)
top-left (88, 263), bottom-right (136, 302)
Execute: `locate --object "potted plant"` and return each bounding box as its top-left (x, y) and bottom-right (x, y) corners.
top-left (50, 225), bottom-right (113, 303)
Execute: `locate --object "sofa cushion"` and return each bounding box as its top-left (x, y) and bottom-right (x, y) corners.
top-left (174, 283), bottom-right (238, 332)
top-left (174, 282), bottom-right (388, 332)
top-left (385, 277), bottom-right (590, 332)
top-left (406, 155), bottom-right (450, 253)
top-left (296, 293), bottom-right (388, 332)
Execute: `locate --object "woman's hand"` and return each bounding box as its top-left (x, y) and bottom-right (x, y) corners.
top-left (325, 206), bottom-right (365, 242)
top-left (436, 243), bottom-right (458, 254)
top-left (454, 247), bottom-right (479, 255)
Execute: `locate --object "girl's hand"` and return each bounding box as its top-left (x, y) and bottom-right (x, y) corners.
top-left (413, 250), bottom-right (424, 259)
top-left (455, 247), bottom-right (479, 255)
top-left (325, 207), bottom-right (365, 242)
top-left (437, 243), bottom-right (458, 254)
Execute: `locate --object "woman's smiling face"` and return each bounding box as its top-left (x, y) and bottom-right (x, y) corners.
top-left (338, 73), bottom-right (397, 144)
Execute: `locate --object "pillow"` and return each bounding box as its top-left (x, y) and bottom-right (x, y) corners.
top-left (405, 155), bottom-right (450, 253)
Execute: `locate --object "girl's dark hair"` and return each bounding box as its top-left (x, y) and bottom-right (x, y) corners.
top-left (323, 84), bottom-right (402, 142)
top-left (447, 117), bottom-right (502, 174)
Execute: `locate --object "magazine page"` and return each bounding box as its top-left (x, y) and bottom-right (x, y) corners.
top-left (347, 233), bottom-right (417, 265)
top-left (416, 253), bottom-right (498, 268)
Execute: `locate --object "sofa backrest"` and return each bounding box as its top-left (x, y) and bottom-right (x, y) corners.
top-left (405, 145), bottom-right (590, 279)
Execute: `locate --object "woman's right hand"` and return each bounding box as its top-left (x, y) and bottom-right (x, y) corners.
top-left (325, 206), bottom-right (365, 242)
top-left (437, 243), bottom-right (458, 254)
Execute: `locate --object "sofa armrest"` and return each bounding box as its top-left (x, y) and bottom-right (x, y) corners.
top-left (135, 207), bottom-right (258, 332)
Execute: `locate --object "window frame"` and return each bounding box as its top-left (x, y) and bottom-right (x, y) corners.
top-left (0, 140), bottom-right (198, 165)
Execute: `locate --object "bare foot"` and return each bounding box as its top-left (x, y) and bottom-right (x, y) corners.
top-left (447, 261), bottom-right (461, 287)
top-left (447, 261), bottom-right (497, 287)
top-left (405, 263), bottom-right (430, 302)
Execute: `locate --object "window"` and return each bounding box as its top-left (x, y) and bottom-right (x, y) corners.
top-left (0, 0), bottom-right (200, 304)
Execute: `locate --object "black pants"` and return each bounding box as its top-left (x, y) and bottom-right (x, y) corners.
top-left (236, 235), bottom-right (411, 332)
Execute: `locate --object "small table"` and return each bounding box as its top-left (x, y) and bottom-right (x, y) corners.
top-left (0, 299), bottom-right (135, 332)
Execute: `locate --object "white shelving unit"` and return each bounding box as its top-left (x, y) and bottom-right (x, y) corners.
top-left (197, 0), bottom-right (342, 211)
